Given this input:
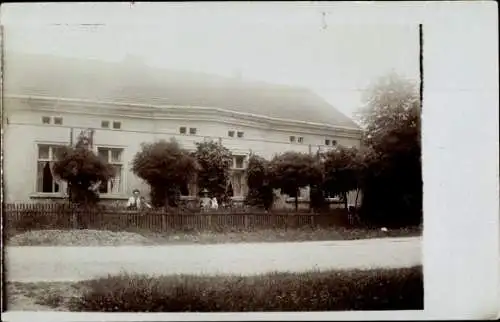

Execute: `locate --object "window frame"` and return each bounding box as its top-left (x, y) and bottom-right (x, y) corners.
top-left (112, 121), bottom-right (122, 130)
top-left (289, 135), bottom-right (296, 143)
top-left (96, 146), bottom-right (125, 195)
top-left (229, 171), bottom-right (245, 196)
top-left (179, 126), bottom-right (187, 134)
top-left (297, 136), bottom-right (304, 143)
top-left (189, 127), bottom-right (197, 135)
top-left (325, 139), bottom-right (331, 146)
top-left (53, 116), bottom-right (63, 125)
top-left (34, 143), bottom-right (67, 195)
top-left (233, 155), bottom-right (245, 169)
top-left (180, 175), bottom-right (198, 197)
top-left (228, 130), bottom-right (235, 137)
top-left (41, 116), bottom-right (51, 124)
top-left (101, 120), bottom-right (110, 128)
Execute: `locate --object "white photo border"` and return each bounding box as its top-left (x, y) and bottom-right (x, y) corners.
top-left (1, 1), bottom-right (499, 321)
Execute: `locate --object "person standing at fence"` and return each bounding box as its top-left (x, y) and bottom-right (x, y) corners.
top-left (200, 196), bottom-right (211, 211)
top-left (200, 189), bottom-right (211, 211)
top-left (127, 189), bottom-right (152, 210)
top-left (210, 197), bottom-right (218, 210)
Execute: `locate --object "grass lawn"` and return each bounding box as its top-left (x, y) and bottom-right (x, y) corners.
top-left (7, 226), bottom-right (422, 246)
top-left (6, 266), bottom-right (423, 311)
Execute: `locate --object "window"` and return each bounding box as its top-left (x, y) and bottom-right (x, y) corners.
top-left (227, 182), bottom-right (234, 197)
top-left (234, 155), bottom-right (245, 169)
top-left (54, 117), bottom-right (63, 125)
top-left (189, 127), bottom-right (197, 135)
top-left (188, 176), bottom-right (198, 196)
top-left (179, 126), bottom-right (187, 134)
top-left (180, 177), bottom-right (198, 196)
top-left (101, 120), bottom-right (110, 128)
top-left (287, 188), bottom-right (298, 198)
top-left (297, 137), bottom-right (304, 143)
top-left (42, 116), bottom-right (51, 124)
top-left (299, 187), bottom-right (309, 199)
top-left (112, 121), bottom-right (121, 129)
top-left (180, 182), bottom-right (190, 196)
top-left (325, 139), bottom-right (337, 146)
top-left (36, 144), bottom-right (66, 193)
top-left (97, 147), bottom-right (124, 194)
top-left (237, 131), bottom-right (244, 138)
top-left (230, 172), bottom-right (244, 196)
top-left (289, 136), bottom-right (296, 143)
top-left (228, 130), bottom-right (235, 137)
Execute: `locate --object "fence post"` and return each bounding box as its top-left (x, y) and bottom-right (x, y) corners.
top-left (310, 214), bottom-right (315, 229)
top-left (162, 212), bottom-right (167, 232)
top-left (207, 213), bottom-right (212, 230)
top-left (244, 214), bottom-right (249, 230)
top-left (71, 207), bottom-right (78, 229)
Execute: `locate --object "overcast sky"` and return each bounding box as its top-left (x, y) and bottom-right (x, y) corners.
top-left (1, 2), bottom-right (420, 120)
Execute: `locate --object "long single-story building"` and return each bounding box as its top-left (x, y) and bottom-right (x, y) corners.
top-left (2, 52), bottom-right (362, 205)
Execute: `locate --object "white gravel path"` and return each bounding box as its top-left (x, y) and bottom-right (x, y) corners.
top-left (6, 237), bottom-right (421, 282)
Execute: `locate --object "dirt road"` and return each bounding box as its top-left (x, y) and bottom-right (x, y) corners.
top-left (6, 237), bottom-right (421, 282)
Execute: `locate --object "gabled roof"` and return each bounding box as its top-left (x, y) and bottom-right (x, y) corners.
top-left (4, 52), bottom-right (360, 129)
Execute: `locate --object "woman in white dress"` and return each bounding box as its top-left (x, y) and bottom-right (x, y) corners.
top-left (210, 197), bottom-right (218, 210)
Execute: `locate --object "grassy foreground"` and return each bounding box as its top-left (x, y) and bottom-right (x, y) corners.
top-left (8, 226), bottom-right (422, 246)
top-left (8, 266), bottom-right (423, 311)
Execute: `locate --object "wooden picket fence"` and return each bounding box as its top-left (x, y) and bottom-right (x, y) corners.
top-left (3, 203), bottom-right (352, 234)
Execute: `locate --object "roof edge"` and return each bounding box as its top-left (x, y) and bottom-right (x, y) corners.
top-left (5, 94), bottom-right (362, 135)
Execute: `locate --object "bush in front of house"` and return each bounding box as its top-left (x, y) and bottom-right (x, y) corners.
top-left (193, 140), bottom-right (233, 203)
top-left (132, 139), bottom-right (199, 208)
top-left (244, 154), bottom-right (275, 211)
top-left (52, 132), bottom-right (116, 206)
top-left (269, 151), bottom-right (323, 212)
top-left (69, 266), bottom-right (423, 312)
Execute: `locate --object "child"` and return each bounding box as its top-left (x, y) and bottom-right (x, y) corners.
top-left (210, 197), bottom-right (219, 210)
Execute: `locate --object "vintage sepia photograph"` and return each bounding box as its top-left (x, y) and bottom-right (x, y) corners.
top-left (1, 2), bottom-right (425, 314)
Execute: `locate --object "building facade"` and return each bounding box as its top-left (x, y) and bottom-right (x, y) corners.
top-left (2, 53), bottom-right (362, 204)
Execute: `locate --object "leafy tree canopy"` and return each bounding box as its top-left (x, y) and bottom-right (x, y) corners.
top-left (356, 73), bottom-right (422, 226)
top-left (194, 140), bottom-right (233, 201)
top-left (131, 138), bottom-right (199, 207)
top-left (246, 154), bottom-right (271, 189)
top-left (322, 145), bottom-right (361, 208)
top-left (53, 134), bottom-right (115, 206)
top-left (245, 154), bottom-right (274, 210)
top-left (269, 151), bottom-right (323, 211)
top-left (358, 72), bottom-right (421, 155)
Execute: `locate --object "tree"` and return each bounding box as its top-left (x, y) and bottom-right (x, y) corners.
top-left (322, 145), bottom-right (361, 210)
top-left (308, 149), bottom-right (327, 212)
top-left (309, 183), bottom-right (327, 213)
top-left (356, 73), bottom-right (422, 226)
top-left (245, 154), bottom-right (275, 210)
top-left (131, 139), bottom-right (199, 208)
top-left (53, 132), bottom-right (115, 206)
top-left (194, 140), bottom-right (233, 202)
top-left (269, 151), bottom-right (323, 211)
